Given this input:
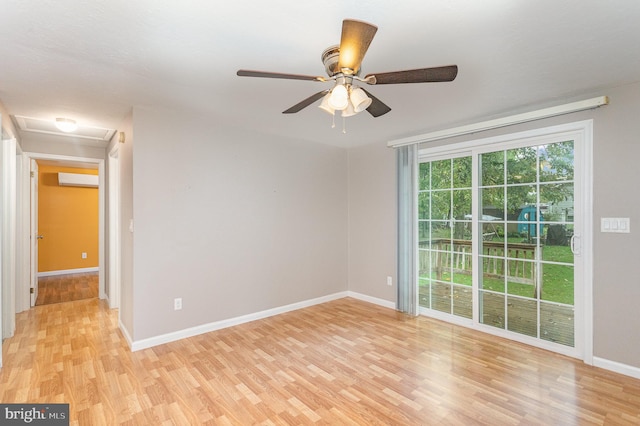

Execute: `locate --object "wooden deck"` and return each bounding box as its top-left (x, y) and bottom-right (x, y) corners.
top-left (2, 297), bottom-right (639, 424)
top-left (418, 239), bottom-right (574, 345)
top-left (419, 284), bottom-right (574, 346)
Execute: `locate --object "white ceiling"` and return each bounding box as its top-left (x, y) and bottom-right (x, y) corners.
top-left (1, 1), bottom-right (639, 148)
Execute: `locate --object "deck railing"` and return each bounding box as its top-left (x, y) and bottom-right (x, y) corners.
top-left (419, 239), bottom-right (540, 286)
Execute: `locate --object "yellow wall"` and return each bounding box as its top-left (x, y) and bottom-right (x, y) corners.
top-left (38, 164), bottom-right (99, 272)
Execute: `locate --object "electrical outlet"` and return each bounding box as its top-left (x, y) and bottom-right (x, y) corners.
top-left (387, 276), bottom-right (393, 286)
top-left (82, 252), bottom-right (87, 259)
top-left (174, 298), bottom-right (182, 310)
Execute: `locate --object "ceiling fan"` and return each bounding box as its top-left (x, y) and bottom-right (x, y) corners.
top-left (237, 19), bottom-right (458, 122)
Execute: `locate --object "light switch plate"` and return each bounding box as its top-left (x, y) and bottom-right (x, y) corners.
top-left (601, 218), bottom-right (630, 233)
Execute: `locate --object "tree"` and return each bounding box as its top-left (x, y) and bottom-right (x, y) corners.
top-left (418, 141), bottom-right (574, 232)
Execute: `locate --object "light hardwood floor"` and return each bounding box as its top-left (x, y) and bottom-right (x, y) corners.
top-left (1, 297), bottom-right (640, 425)
top-left (36, 272), bottom-right (99, 306)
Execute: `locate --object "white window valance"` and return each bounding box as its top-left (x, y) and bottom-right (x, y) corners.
top-left (388, 96), bottom-right (608, 148)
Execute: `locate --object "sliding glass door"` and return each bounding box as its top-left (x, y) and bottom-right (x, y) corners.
top-left (478, 141), bottom-right (575, 347)
top-left (417, 123), bottom-right (589, 356)
top-left (418, 155), bottom-right (474, 318)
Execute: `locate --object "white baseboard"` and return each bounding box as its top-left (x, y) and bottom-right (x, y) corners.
top-left (121, 291), bottom-right (640, 382)
top-left (37, 267), bottom-right (99, 277)
top-left (346, 291), bottom-right (396, 310)
top-left (119, 320), bottom-right (134, 349)
top-left (129, 291), bottom-right (350, 351)
top-left (593, 356), bottom-right (640, 380)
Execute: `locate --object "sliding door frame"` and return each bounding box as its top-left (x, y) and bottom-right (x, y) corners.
top-left (417, 120), bottom-right (593, 363)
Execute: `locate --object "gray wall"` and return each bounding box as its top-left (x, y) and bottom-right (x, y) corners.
top-left (128, 106), bottom-right (348, 341)
top-left (591, 83), bottom-right (640, 368)
top-left (347, 143), bottom-right (396, 300)
top-left (347, 82), bottom-right (640, 369)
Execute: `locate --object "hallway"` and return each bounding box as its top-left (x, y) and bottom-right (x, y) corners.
top-left (36, 272), bottom-right (99, 306)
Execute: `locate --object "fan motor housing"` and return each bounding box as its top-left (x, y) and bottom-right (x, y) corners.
top-left (321, 45), bottom-right (341, 76)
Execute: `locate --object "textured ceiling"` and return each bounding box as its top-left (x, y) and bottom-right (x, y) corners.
top-left (1, 1), bottom-right (639, 147)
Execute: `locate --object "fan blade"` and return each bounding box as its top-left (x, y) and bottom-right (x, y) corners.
top-left (237, 70), bottom-right (326, 82)
top-left (337, 19), bottom-right (378, 74)
top-left (361, 88), bottom-right (391, 117)
top-left (283, 90), bottom-right (330, 114)
top-left (365, 65), bottom-right (458, 85)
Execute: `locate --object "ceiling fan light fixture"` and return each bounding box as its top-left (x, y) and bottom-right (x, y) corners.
top-left (341, 100), bottom-right (357, 118)
top-left (328, 84), bottom-right (349, 110)
top-left (55, 117), bottom-right (78, 133)
top-left (237, 19), bottom-right (458, 125)
top-left (318, 93), bottom-right (335, 115)
top-left (350, 87), bottom-right (372, 112)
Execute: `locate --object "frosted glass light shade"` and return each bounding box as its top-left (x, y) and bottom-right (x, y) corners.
top-left (350, 87), bottom-right (372, 112)
top-left (328, 85), bottom-right (349, 110)
top-left (318, 93), bottom-right (335, 115)
top-left (341, 100), bottom-right (357, 117)
top-left (55, 118), bottom-right (78, 133)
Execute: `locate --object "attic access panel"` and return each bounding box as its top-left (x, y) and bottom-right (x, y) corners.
top-left (13, 115), bottom-right (116, 141)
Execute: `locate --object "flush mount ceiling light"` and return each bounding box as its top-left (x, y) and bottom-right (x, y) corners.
top-left (237, 19), bottom-right (458, 133)
top-left (55, 118), bottom-right (78, 133)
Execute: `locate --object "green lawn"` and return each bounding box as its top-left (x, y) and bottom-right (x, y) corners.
top-left (420, 241), bottom-right (574, 305)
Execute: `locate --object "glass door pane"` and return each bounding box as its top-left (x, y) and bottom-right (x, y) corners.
top-left (418, 156), bottom-right (473, 319)
top-left (478, 141), bottom-right (576, 347)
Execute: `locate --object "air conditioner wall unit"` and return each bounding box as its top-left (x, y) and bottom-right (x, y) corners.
top-left (58, 172), bottom-right (99, 188)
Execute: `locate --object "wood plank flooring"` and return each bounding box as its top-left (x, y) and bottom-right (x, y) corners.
top-left (36, 272), bottom-right (99, 306)
top-left (2, 297), bottom-right (640, 425)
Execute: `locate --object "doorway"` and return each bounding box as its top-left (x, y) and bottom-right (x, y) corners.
top-left (33, 161), bottom-right (100, 306)
top-left (20, 153), bottom-right (106, 312)
top-left (417, 121), bottom-right (592, 360)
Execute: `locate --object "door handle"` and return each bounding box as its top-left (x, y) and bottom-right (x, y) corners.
top-left (570, 234), bottom-right (580, 255)
top-left (36, 234), bottom-right (44, 239)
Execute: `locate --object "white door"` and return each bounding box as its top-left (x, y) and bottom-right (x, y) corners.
top-left (30, 159), bottom-right (39, 307)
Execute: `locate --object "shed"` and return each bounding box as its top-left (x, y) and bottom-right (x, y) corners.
top-left (517, 206), bottom-right (544, 237)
